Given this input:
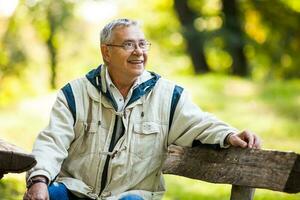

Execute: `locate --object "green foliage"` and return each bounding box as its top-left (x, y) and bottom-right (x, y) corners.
top-left (29, 0), bottom-right (74, 42)
top-left (27, 0), bottom-right (75, 89)
top-left (0, 177), bottom-right (25, 200)
top-left (243, 0), bottom-right (300, 79)
top-left (0, 3), bottom-right (28, 80)
top-left (1, 0), bottom-right (300, 106)
top-left (171, 0), bottom-right (300, 78)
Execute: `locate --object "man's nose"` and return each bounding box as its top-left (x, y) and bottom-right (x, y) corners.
top-left (132, 45), bottom-right (143, 55)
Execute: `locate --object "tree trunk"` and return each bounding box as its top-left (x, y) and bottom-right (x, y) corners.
top-left (174, 0), bottom-right (210, 74)
top-left (47, 36), bottom-right (57, 89)
top-left (47, 11), bottom-right (58, 89)
top-left (221, 0), bottom-right (248, 76)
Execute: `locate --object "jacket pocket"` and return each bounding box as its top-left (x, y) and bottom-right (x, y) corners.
top-left (84, 121), bottom-right (98, 134)
top-left (69, 121), bottom-right (101, 156)
top-left (131, 122), bottom-right (160, 159)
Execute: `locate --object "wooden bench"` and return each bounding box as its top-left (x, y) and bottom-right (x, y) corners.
top-left (0, 139), bottom-right (36, 179)
top-left (1, 139), bottom-right (299, 199)
top-left (163, 145), bottom-right (300, 200)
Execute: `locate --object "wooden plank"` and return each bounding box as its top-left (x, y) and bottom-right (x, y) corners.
top-left (284, 156), bottom-right (300, 193)
top-left (230, 185), bottom-right (255, 200)
top-left (162, 145), bottom-right (300, 193)
top-left (0, 139), bottom-right (36, 178)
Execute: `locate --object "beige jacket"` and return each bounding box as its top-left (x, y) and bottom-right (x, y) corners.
top-left (27, 65), bottom-right (238, 199)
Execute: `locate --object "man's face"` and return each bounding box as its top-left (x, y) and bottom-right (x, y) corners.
top-left (101, 25), bottom-right (148, 83)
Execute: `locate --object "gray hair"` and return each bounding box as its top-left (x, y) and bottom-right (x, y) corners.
top-left (100, 18), bottom-right (140, 44)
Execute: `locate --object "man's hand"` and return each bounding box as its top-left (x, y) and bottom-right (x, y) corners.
top-left (23, 176), bottom-right (49, 200)
top-left (227, 130), bottom-right (261, 149)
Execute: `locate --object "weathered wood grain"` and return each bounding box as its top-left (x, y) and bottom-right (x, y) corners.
top-left (0, 139), bottom-right (36, 178)
top-left (162, 145), bottom-right (300, 193)
top-left (230, 185), bottom-right (255, 200)
top-left (285, 156), bottom-right (300, 193)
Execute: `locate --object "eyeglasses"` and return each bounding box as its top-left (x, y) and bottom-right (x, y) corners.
top-left (106, 40), bottom-right (151, 52)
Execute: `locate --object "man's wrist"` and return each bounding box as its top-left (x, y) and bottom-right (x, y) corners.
top-left (26, 176), bottom-right (49, 189)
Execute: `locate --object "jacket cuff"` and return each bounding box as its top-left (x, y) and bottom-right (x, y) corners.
top-left (27, 170), bottom-right (51, 186)
top-left (220, 130), bottom-right (238, 148)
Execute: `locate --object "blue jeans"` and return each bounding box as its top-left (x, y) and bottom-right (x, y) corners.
top-left (48, 182), bottom-right (82, 200)
top-left (48, 182), bottom-right (144, 200)
top-left (119, 194), bottom-right (144, 200)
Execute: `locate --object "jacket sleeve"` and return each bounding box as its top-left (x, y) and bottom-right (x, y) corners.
top-left (26, 90), bottom-right (75, 182)
top-left (167, 89), bottom-right (238, 148)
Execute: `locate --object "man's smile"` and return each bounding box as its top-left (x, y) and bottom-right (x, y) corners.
top-left (127, 60), bottom-right (144, 64)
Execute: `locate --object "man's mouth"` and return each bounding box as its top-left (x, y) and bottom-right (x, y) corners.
top-left (128, 60), bottom-right (144, 64)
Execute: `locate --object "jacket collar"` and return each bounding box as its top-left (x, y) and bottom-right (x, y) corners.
top-left (85, 64), bottom-right (161, 109)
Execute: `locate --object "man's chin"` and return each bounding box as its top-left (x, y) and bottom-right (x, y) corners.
top-left (136, 69), bottom-right (144, 76)
top-left (133, 65), bottom-right (144, 72)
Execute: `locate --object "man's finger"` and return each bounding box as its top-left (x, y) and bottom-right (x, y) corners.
top-left (244, 131), bottom-right (254, 148)
top-left (230, 135), bottom-right (248, 148)
top-left (236, 137), bottom-right (248, 148)
top-left (253, 135), bottom-right (261, 149)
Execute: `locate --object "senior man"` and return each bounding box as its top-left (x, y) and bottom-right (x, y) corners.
top-left (24, 18), bottom-right (260, 200)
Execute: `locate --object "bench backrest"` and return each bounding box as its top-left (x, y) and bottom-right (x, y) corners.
top-left (163, 145), bottom-right (300, 200)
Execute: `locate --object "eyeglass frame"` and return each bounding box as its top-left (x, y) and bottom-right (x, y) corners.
top-left (105, 40), bottom-right (151, 52)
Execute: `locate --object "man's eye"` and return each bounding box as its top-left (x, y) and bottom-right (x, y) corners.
top-left (124, 42), bottom-right (134, 48)
top-left (139, 42), bottom-right (147, 48)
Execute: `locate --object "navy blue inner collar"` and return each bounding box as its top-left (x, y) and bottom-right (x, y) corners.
top-left (86, 65), bottom-right (161, 109)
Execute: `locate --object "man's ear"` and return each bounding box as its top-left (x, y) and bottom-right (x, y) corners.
top-left (101, 44), bottom-right (111, 63)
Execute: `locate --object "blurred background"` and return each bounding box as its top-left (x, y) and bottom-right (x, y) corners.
top-left (0, 0), bottom-right (299, 199)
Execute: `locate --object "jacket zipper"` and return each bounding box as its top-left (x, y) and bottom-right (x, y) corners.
top-left (99, 111), bottom-right (125, 195)
top-left (104, 130), bottom-right (127, 190)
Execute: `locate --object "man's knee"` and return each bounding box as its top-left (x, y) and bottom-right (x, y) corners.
top-left (48, 182), bottom-right (70, 200)
top-left (119, 194), bottom-right (144, 200)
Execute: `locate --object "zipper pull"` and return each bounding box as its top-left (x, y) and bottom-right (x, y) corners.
top-left (111, 150), bottom-right (118, 159)
top-left (124, 110), bottom-right (127, 119)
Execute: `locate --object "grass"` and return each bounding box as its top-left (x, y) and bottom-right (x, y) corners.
top-left (164, 175), bottom-right (300, 200)
top-left (0, 74), bottom-right (299, 199)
